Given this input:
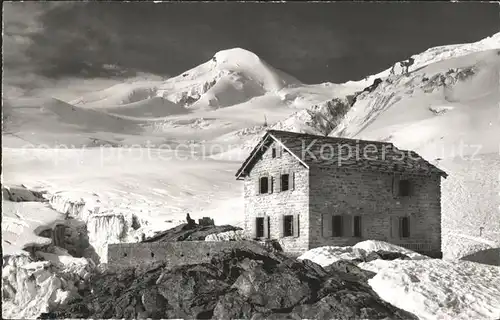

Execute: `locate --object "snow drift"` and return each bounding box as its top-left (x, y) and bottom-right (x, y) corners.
top-left (369, 259), bottom-right (500, 320)
top-left (299, 241), bottom-right (500, 320)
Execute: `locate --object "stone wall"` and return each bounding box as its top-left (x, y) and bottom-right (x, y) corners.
top-left (243, 140), bottom-right (310, 254)
top-left (107, 240), bottom-right (263, 268)
top-left (308, 166), bottom-right (442, 255)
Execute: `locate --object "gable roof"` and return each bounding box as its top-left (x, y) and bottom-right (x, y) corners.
top-left (235, 130), bottom-right (448, 179)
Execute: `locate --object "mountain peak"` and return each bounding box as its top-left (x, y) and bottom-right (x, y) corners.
top-left (212, 48), bottom-right (262, 66)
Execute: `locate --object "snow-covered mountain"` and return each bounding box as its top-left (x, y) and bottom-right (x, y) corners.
top-left (155, 48), bottom-right (302, 109)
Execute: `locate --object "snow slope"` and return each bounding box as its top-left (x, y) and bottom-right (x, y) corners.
top-left (2, 147), bottom-right (243, 261)
top-left (369, 260), bottom-right (500, 320)
top-left (2, 200), bottom-right (65, 256)
top-left (300, 241), bottom-right (500, 320)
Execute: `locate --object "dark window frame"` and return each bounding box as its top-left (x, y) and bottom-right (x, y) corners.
top-left (281, 173), bottom-right (290, 191)
top-left (332, 215), bottom-right (343, 237)
top-left (353, 216), bottom-right (362, 237)
top-left (400, 216), bottom-right (410, 238)
top-left (259, 176), bottom-right (269, 194)
top-left (399, 179), bottom-right (411, 197)
top-left (271, 148), bottom-right (277, 158)
top-left (256, 217), bottom-right (265, 238)
top-left (283, 215), bottom-right (294, 237)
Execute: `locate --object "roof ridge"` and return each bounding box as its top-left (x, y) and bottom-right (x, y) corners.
top-left (236, 130), bottom-right (448, 179)
top-left (267, 130), bottom-right (395, 146)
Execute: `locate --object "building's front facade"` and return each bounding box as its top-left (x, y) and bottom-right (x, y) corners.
top-left (236, 130), bottom-right (447, 256)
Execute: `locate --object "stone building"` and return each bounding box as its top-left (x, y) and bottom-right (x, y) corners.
top-left (235, 130), bottom-right (447, 256)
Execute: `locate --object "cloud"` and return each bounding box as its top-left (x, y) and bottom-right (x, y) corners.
top-left (3, 1), bottom-right (499, 92)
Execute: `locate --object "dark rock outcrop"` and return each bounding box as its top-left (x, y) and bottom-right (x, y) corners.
top-left (364, 250), bottom-right (412, 262)
top-left (2, 185), bottom-right (47, 202)
top-left (324, 260), bottom-right (376, 281)
top-left (44, 245), bottom-right (418, 320)
top-left (362, 78), bottom-right (383, 93)
top-left (142, 223), bottom-right (241, 242)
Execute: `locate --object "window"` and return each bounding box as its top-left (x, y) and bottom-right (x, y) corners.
top-left (284, 215), bottom-right (293, 237)
top-left (281, 174), bottom-right (290, 191)
top-left (399, 180), bottom-right (411, 196)
top-left (272, 148), bottom-right (277, 158)
top-left (332, 215), bottom-right (343, 237)
top-left (281, 214), bottom-right (299, 238)
top-left (400, 217), bottom-right (410, 238)
top-left (259, 177), bottom-right (269, 194)
top-left (256, 217), bottom-right (265, 238)
top-left (353, 216), bottom-right (362, 237)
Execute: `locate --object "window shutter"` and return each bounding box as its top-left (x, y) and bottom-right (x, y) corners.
top-left (276, 146), bottom-right (282, 158)
top-left (409, 215), bottom-right (415, 238)
top-left (263, 216), bottom-right (270, 239)
top-left (289, 172), bottom-right (295, 191)
top-left (390, 216), bottom-right (399, 238)
top-left (343, 215), bottom-right (353, 237)
top-left (322, 213), bottom-right (332, 238)
top-left (392, 174), bottom-right (400, 196)
top-left (293, 214), bottom-right (300, 237)
top-left (256, 178), bottom-right (261, 195)
top-left (279, 214), bottom-right (284, 237)
top-left (268, 176), bottom-right (273, 194)
top-left (409, 215), bottom-right (417, 237)
top-left (276, 173), bottom-right (281, 192)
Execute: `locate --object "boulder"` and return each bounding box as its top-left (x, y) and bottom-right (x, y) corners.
top-left (364, 250), bottom-right (411, 262)
top-left (324, 260), bottom-right (376, 282)
top-left (212, 291), bottom-right (256, 319)
top-left (232, 261), bottom-right (311, 310)
top-left (156, 264), bottom-right (229, 318)
top-left (140, 288), bottom-right (169, 318)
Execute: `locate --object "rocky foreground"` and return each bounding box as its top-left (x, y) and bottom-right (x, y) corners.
top-left (41, 243), bottom-right (417, 320)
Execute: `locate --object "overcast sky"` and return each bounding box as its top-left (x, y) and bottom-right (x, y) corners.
top-left (3, 2), bottom-right (499, 85)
